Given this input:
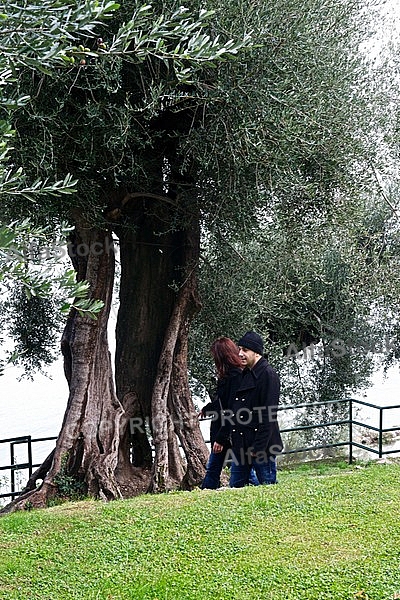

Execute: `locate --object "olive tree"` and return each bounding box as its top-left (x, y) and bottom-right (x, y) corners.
top-left (1, 0), bottom-right (251, 511)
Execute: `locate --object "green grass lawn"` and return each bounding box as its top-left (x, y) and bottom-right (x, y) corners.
top-left (0, 461), bottom-right (399, 600)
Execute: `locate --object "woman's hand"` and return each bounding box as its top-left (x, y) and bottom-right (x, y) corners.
top-left (213, 442), bottom-right (224, 453)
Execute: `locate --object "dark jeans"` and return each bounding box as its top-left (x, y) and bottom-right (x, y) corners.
top-left (201, 450), bottom-right (260, 489)
top-left (230, 455), bottom-right (277, 488)
top-left (201, 449), bottom-right (226, 489)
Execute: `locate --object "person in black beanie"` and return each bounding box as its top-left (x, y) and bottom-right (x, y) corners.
top-left (228, 331), bottom-right (283, 487)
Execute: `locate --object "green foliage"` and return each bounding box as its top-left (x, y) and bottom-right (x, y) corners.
top-left (0, 219), bottom-right (104, 308)
top-left (188, 0), bottom-right (400, 407)
top-left (53, 453), bottom-right (86, 502)
top-left (192, 200), bottom-right (389, 397)
top-left (0, 219), bottom-right (105, 373)
top-left (0, 1), bottom-right (121, 201)
top-left (3, 285), bottom-right (60, 377)
top-left (0, 462), bottom-right (400, 599)
top-left (2, 0), bottom-right (250, 212)
top-left (182, 0), bottom-right (381, 231)
top-left (106, 4), bottom-right (252, 79)
top-left (0, 0), bottom-right (120, 71)
top-left (0, 3), bottom-right (116, 374)
top-left (0, 0), bottom-right (254, 376)
top-left (57, 270), bottom-right (105, 318)
top-left (5, 1), bottom-right (252, 223)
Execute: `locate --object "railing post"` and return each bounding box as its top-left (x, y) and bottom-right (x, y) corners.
top-left (378, 408), bottom-right (383, 458)
top-left (349, 398), bottom-right (353, 464)
top-left (10, 442), bottom-right (15, 495)
top-left (27, 436), bottom-right (33, 477)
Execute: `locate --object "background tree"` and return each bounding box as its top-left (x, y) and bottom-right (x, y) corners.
top-left (2, 0), bottom-right (399, 512)
top-left (188, 0), bottom-right (400, 446)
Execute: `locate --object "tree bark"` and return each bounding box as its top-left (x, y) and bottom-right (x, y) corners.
top-left (1, 216), bottom-right (130, 512)
top-left (170, 320), bottom-right (209, 491)
top-left (1, 197), bottom-right (208, 515)
top-left (114, 195), bottom-right (208, 493)
top-left (150, 226), bottom-right (208, 492)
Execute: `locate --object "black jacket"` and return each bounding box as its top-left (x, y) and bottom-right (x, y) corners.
top-left (202, 367), bottom-right (242, 447)
top-left (231, 357), bottom-right (283, 457)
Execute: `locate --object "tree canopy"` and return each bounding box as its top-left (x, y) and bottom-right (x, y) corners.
top-left (188, 0), bottom-right (400, 401)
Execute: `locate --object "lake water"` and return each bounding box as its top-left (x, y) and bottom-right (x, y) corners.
top-left (0, 358), bottom-right (68, 489)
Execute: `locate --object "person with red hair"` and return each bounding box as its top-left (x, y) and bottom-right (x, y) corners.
top-left (199, 336), bottom-right (258, 489)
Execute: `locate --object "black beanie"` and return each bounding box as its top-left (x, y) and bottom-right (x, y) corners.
top-left (237, 331), bottom-right (264, 355)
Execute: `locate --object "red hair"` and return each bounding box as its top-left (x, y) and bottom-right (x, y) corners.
top-left (210, 337), bottom-right (242, 379)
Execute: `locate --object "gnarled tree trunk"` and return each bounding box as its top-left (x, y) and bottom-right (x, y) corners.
top-left (1, 216), bottom-right (132, 512)
top-left (114, 193), bottom-right (208, 494)
top-left (1, 193), bottom-right (209, 514)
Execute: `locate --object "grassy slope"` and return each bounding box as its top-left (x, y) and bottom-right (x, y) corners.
top-left (0, 462), bottom-right (399, 600)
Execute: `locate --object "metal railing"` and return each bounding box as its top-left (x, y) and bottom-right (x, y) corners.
top-left (277, 398), bottom-right (400, 462)
top-left (1, 398), bottom-right (399, 501)
top-left (347, 398), bottom-right (400, 462)
top-left (0, 435), bottom-right (57, 501)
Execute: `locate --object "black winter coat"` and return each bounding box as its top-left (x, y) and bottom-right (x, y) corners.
top-left (202, 367), bottom-right (242, 447)
top-left (231, 357), bottom-right (283, 457)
